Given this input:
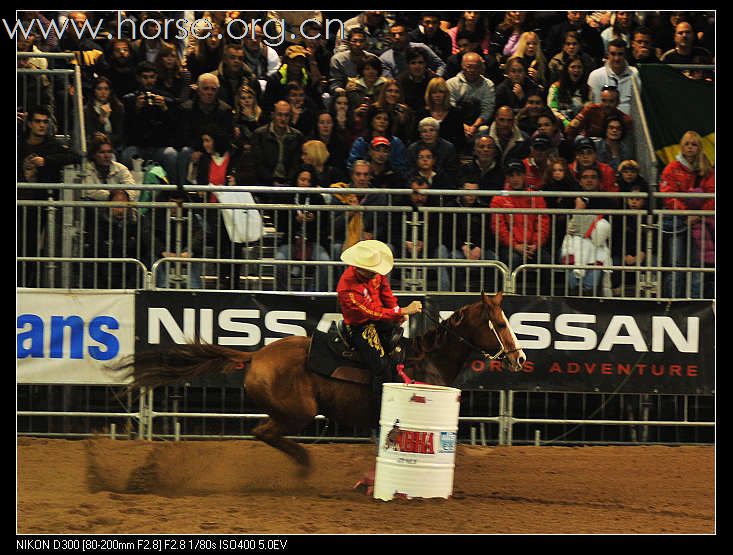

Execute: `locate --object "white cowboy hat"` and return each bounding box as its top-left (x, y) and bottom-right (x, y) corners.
top-left (340, 240), bottom-right (394, 275)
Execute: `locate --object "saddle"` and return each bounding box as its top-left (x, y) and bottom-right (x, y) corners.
top-left (306, 322), bottom-right (406, 385)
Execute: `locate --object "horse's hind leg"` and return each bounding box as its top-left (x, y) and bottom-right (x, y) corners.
top-left (252, 417), bottom-right (311, 471)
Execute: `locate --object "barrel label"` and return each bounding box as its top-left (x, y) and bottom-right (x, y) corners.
top-left (439, 431), bottom-right (457, 453)
top-left (382, 419), bottom-right (434, 454)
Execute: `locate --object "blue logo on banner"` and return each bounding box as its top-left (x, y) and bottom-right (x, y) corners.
top-left (17, 314), bottom-right (120, 360)
top-left (439, 431), bottom-right (456, 453)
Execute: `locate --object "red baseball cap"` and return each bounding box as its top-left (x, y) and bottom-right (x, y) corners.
top-left (370, 136), bottom-right (391, 149)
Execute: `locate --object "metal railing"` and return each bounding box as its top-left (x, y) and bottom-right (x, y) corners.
top-left (17, 183), bottom-right (715, 299)
top-left (17, 51), bottom-right (87, 158)
top-left (17, 384), bottom-right (714, 446)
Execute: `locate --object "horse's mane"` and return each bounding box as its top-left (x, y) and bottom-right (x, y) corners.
top-left (410, 304), bottom-right (475, 357)
top-left (404, 305), bottom-right (481, 385)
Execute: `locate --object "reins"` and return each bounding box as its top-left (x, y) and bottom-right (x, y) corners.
top-left (420, 310), bottom-right (519, 361)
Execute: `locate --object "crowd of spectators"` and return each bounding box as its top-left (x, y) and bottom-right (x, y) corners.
top-left (17, 10), bottom-right (715, 297)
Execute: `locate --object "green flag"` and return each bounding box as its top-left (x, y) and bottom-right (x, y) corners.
top-left (638, 63), bottom-right (715, 166)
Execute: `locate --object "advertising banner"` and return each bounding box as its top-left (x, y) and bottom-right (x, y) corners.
top-left (134, 290), bottom-right (422, 387)
top-left (17, 289), bottom-right (135, 384)
top-left (425, 295), bottom-right (715, 395)
top-left (135, 291), bottom-right (714, 395)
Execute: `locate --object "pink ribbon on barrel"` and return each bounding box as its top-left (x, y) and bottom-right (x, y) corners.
top-left (396, 364), bottom-right (427, 385)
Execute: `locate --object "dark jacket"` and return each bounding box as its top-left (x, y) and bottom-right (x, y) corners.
top-left (211, 63), bottom-right (262, 108)
top-left (251, 124), bottom-right (305, 186)
top-left (278, 190), bottom-right (330, 250)
top-left (414, 107), bottom-right (467, 155)
top-left (494, 77), bottom-right (544, 114)
top-left (94, 57), bottom-right (139, 98)
top-left (83, 103), bottom-right (125, 148)
top-left (370, 168), bottom-right (402, 190)
top-left (544, 21), bottom-right (604, 65)
top-left (459, 158), bottom-right (505, 191)
top-left (542, 176), bottom-right (583, 210)
top-left (18, 134), bottom-right (80, 199)
top-left (178, 97), bottom-right (234, 149)
top-left (397, 70), bottom-right (436, 113)
top-left (406, 138), bottom-right (460, 187)
top-left (442, 196), bottom-right (491, 251)
top-left (122, 87), bottom-right (177, 148)
top-left (409, 27), bottom-right (453, 61)
top-left (289, 102), bottom-right (320, 138)
top-left (310, 130), bottom-right (352, 175)
top-left (185, 49), bottom-right (224, 83)
top-left (391, 193), bottom-right (444, 253)
top-left (543, 175), bottom-right (583, 248)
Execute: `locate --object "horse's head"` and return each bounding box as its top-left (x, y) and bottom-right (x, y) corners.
top-left (467, 291), bottom-right (526, 372)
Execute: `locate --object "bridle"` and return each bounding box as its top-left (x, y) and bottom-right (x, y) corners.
top-left (422, 310), bottom-right (522, 362)
top-left (486, 318), bottom-right (523, 361)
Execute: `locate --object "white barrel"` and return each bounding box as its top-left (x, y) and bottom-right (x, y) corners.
top-left (373, 382), bottom-right (461, 501)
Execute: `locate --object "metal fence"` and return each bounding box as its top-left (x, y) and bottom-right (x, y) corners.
top-left (17, 52), bottom-right (87, 158)
top-left (17, 183), bottom-right (715, 299)
top-left (17, 383), bottom-right (714, 446)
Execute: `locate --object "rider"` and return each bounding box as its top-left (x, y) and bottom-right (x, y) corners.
top-left (337, 240), bottom-right (423, 427)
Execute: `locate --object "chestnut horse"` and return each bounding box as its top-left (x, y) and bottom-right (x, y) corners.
top-left (114, 292), bottom-right (525, 469)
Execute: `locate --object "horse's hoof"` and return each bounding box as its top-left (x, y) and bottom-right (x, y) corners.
top-left (352, 469), bottom-right (375, 493)
top-left (295, 460), bottom-right (312, 479)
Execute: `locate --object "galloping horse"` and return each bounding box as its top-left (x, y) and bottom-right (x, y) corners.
top-left (114, 292), bottom-right (525, 470)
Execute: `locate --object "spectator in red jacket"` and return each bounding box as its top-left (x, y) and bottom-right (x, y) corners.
top-left (490, 160), bottom-right (552, 276)
top-left (659, 130), bottom-right (715, 298)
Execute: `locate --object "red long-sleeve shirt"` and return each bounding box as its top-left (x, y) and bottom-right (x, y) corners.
top-left (337, 265), bottom-right (403, 325)
top-left (659, 160), bottom-right (715, 211)
top-left (490, 185), bottom-right (551, 249)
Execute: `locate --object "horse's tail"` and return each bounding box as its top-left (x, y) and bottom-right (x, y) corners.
top-left (112, 340), bottom-right (253, 390)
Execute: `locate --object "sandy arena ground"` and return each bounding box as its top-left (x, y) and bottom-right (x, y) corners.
top-left (17, 437), bottom-right (714, 535)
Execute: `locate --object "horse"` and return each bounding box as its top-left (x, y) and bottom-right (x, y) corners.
top-left (113, 292), bottom-right (526, 471)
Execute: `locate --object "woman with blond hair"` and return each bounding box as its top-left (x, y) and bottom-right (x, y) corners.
top-left (301, 139), bottom-right (346, 187)
top-left (229, 84), bottom-right (267, 185)
top-left (233, 84), bottom-right (266, 139)
top-left (513, 31), bottom-right (548, 87)
top-left (415, 77), bottom-right (465, 153)
top-left (659, 130), bottom-right (715, 298)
